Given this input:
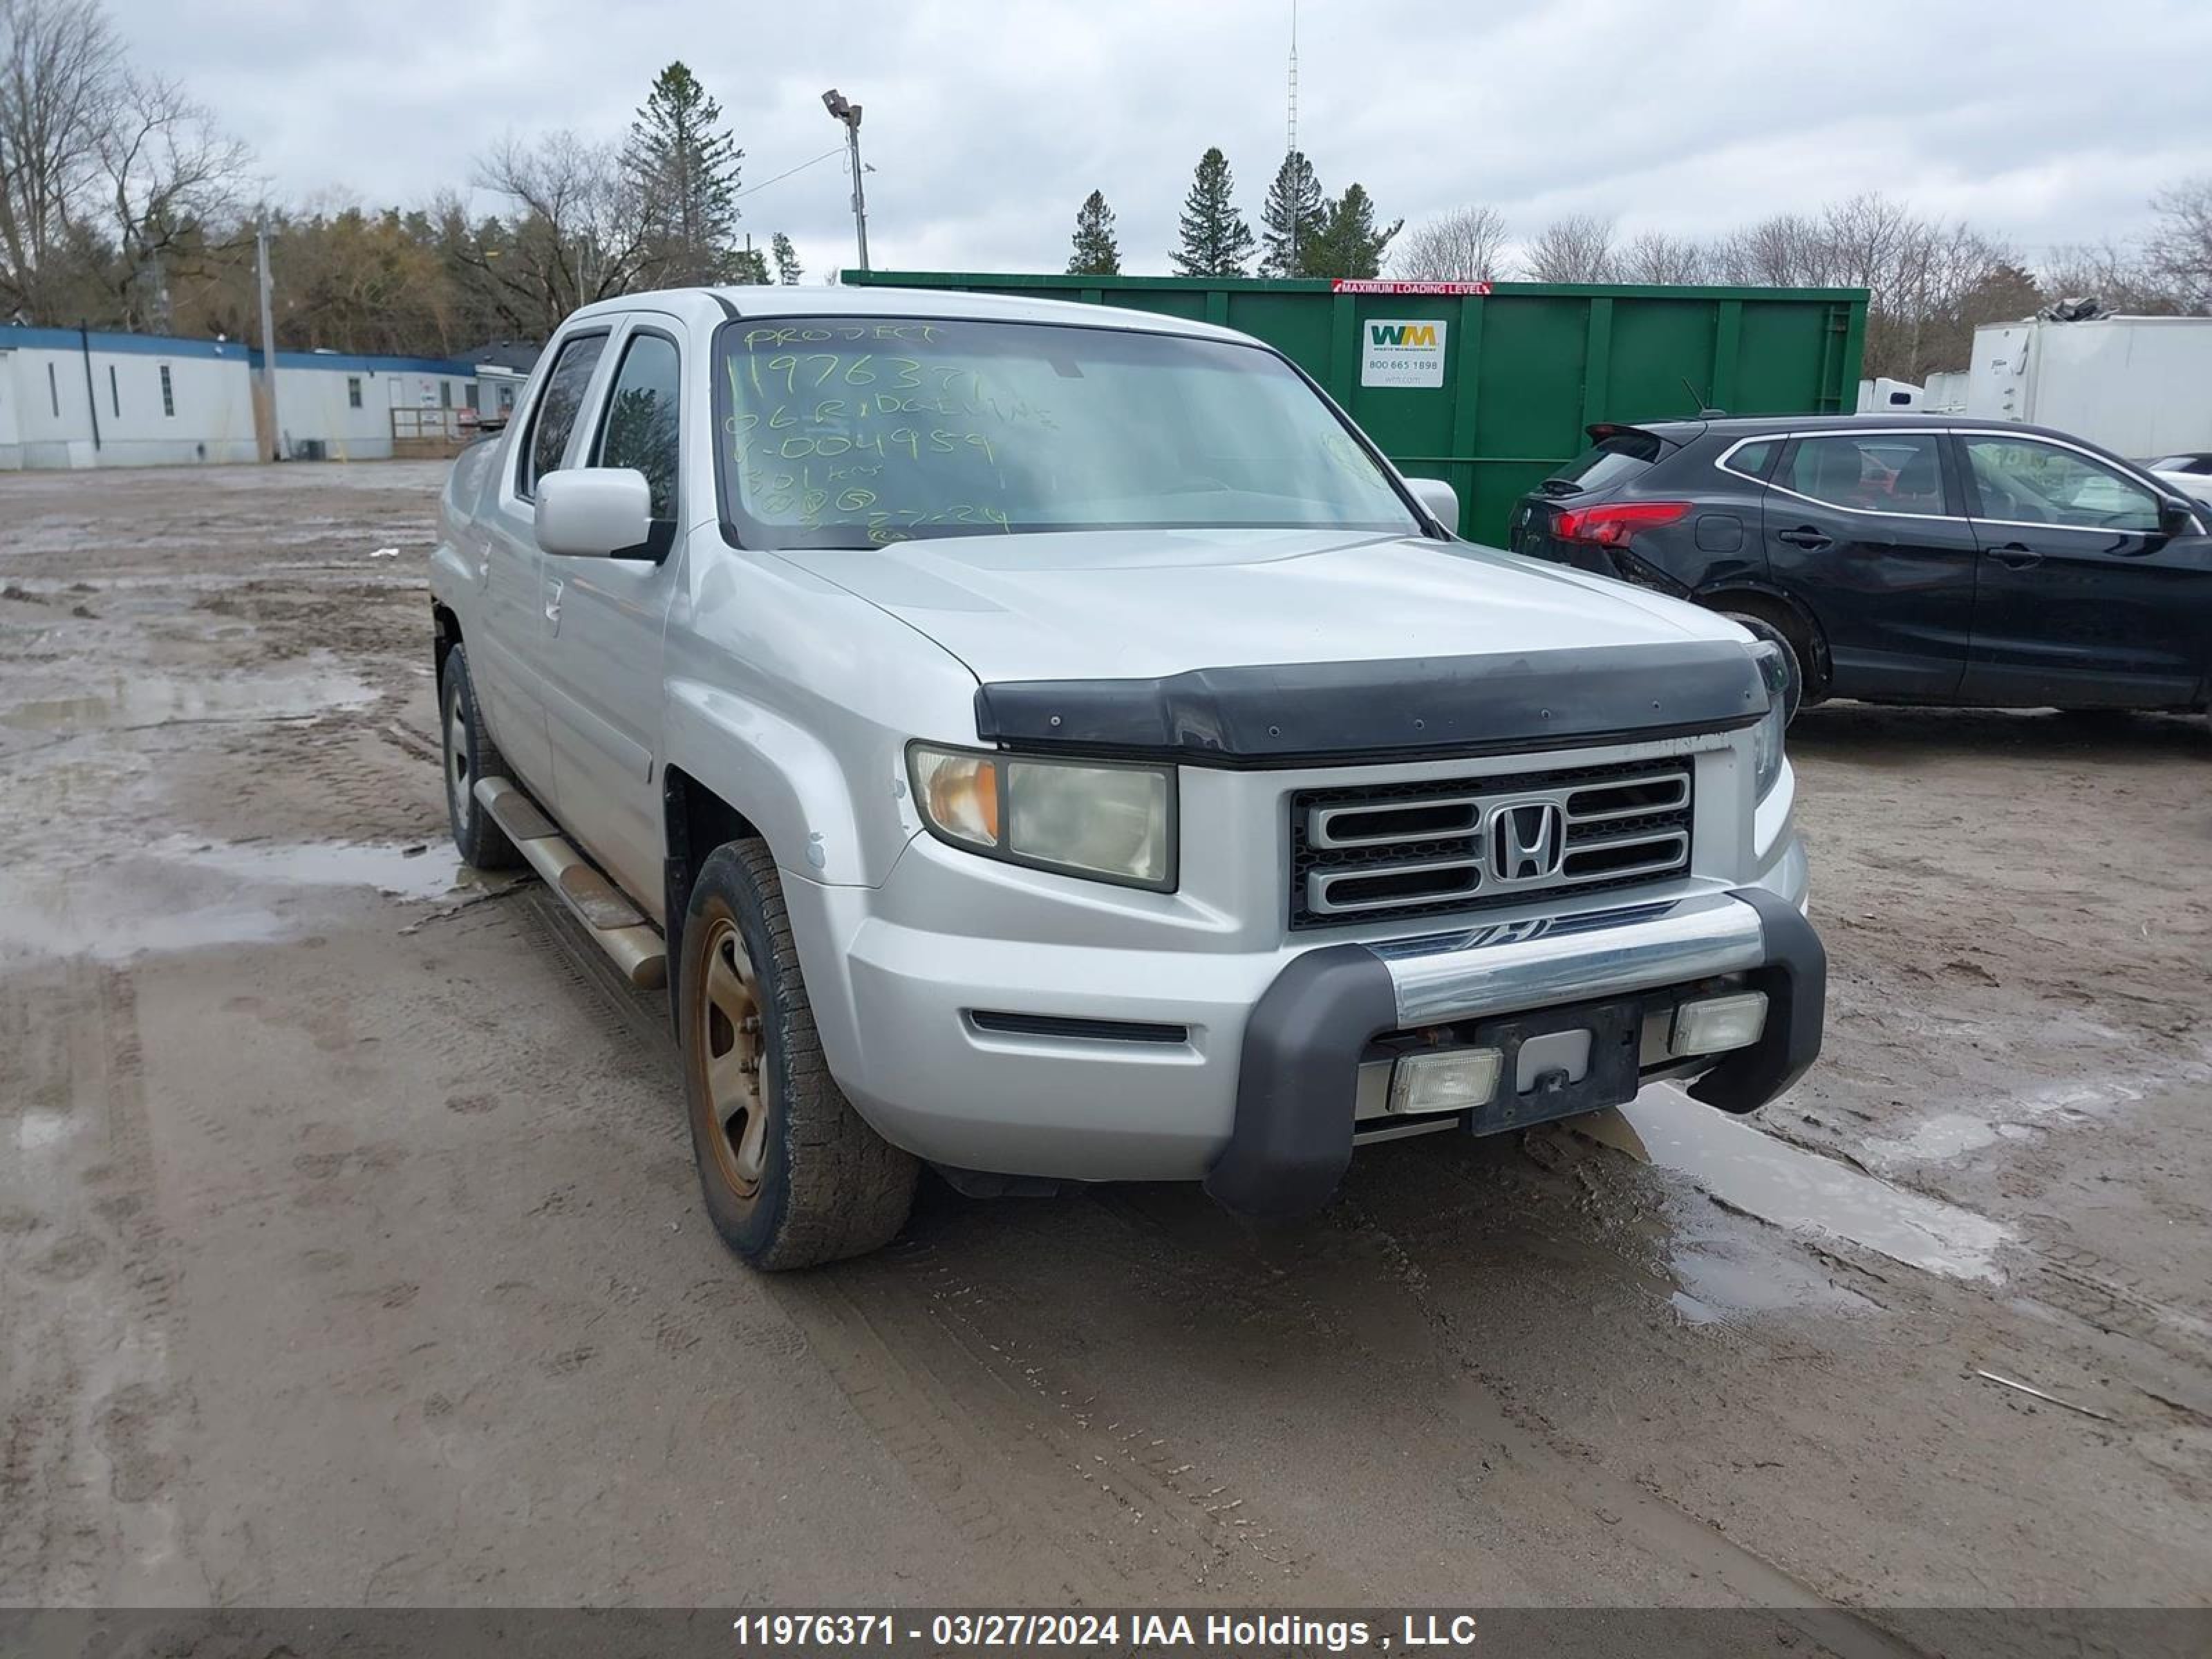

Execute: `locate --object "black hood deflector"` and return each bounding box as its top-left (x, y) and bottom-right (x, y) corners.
top-left (973, 641), bottom-right (1768, 767)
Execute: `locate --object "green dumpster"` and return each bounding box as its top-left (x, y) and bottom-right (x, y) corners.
top-left (838, 271), bottom-right (1868, 543)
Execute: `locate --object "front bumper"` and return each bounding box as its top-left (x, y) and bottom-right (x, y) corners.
top-left (1203, 886), bottom-right (1825, 1219)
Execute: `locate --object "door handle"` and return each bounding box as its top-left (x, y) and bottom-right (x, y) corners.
top-left (1989, 543), bottom-right (2043, 570)
top-left (1777, 527), bottom-right (1832, 550)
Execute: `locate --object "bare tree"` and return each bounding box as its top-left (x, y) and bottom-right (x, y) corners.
top-left (2146, 176), bottom-right (2212, 312)
top-left (1392, 204), bottom-right (1508, 281)
top-left (1709, 212), bottom-right (1829, 286)
top-left (0, 0), bottom-right (118, 319)
top-left (1519, 213), bottom-right (1615, 283)
top-left (1615, 229), bottom-right (1708, 285)
top-left (96, 71), bottom-right (247, 328)
top-left (2039, 237), bottom-right (2180, 313)
top-left (1819, 191), bottom-right (1918, 292)
top-left (470, 130), bottom-right (660, 336)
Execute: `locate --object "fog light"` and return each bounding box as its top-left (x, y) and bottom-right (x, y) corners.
top-left (1387, 1047), bottom-right (1503, 1116)
top-left (1671, 991), bottom-right (1768, 1057)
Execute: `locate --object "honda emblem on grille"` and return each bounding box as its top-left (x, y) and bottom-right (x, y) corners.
top-left (1489, 800), bottom-right (1565, 883)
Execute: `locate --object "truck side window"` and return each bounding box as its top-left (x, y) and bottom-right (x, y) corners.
top-left (519, 333), bottom-right (608, 500)
top-left (592, 332), bottom-right (681, 521)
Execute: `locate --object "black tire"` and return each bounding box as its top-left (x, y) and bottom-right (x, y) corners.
top-left (679, 840), bottom-right (917, 1270)
top-left (440, 646), bottom-right (523, 870)
top-left (1723, 610), bottom-right (1806, 724)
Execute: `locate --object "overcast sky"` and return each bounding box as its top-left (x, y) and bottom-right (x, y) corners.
top-left (116, 0), bottom-right (2212, 279)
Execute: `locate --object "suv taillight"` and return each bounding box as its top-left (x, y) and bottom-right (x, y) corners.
top-left (1552, 501), bottom-right (1690, 547)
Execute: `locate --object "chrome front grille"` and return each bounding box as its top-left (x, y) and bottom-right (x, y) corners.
top-left (1288, 760), bottom-right (1694, 930)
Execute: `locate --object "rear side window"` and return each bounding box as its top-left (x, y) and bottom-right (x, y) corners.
top-left (592, 332), bottom-right (682, 521)
top-left (1783, 433), bottom-right (1946, 516)
top-left (1719, 438), bottom-right (1779, 480)
top-left (1546, 431), bottom-right (1663, 494)
top-left (519, 332), bottom-right (608, 499)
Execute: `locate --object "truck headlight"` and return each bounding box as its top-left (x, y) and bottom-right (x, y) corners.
top-left (1750, 642), bottom-right (1789, 800)
top-left (908, 743), bottom-right (1177, 890)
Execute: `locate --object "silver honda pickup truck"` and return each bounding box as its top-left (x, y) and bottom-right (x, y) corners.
top-left (429, 285), bottom-right (1823, 1270)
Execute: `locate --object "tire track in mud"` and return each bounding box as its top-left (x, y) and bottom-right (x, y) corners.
top-left (0, 961), bottom-right (197, 1602)
top-left (766, 1238), bottom-right (1313, 1603)
top-left (1330, 1191), bottom-right (1921, 1658)
top-left (512, 893), bottom-right (1299, 1597)
top-left (1058, 1181), bottom-right (1925, 1656)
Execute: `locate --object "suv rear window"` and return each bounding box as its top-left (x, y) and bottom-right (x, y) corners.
top-left (1545, 431), bottom-right (1664, 495)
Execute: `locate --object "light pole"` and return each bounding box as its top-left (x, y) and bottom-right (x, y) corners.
top-left (821, 88), bottom-right (869, 272)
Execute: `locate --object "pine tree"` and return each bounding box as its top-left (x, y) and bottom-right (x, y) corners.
top-left (1170, 147), bottom-right (1255, 277)
top-left (1259, 150), bottom-right (1325, 276)
top-left (1304, 184), bottom-right (1403, 280)
top-left (624, 62), bottom-right (744, 285)
top-left (1067, 190), bottom-right (1121, 276)
top-left (771, 231), bottom-right (801, 285)
top-left (730, 243), bottom-right (769, 284)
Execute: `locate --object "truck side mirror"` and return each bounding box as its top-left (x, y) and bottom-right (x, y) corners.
top-left (536, 467), bottom-right (653, 558)
top-left (1405, 476), bottom-right (1460, 536)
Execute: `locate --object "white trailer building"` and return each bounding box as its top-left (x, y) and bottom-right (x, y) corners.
top-left (0, 325), bottom-right (485, 470)
top-left (264, 349), bottom-right (480, 462)
top-left (0, 327), bottom-right (259, 469)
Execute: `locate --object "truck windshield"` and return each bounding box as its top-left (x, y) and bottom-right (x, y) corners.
top-left (713, 316), bottom-right (1420, 547)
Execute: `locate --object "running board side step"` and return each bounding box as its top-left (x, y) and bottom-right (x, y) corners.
top-left (474, 776), bottom-right (667, 990)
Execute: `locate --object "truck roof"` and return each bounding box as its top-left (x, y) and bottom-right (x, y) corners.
top-left (568, 283), bottom-right (1252, 346)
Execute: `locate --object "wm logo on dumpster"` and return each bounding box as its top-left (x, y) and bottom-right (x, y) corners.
top-left (1367, 322), bottom-right (1438, 348)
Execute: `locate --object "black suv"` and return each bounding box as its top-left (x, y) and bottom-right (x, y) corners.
top-left (1508, 415), bottom-right (2212, 720)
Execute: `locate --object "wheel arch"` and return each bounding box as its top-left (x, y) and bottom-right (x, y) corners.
top-left (1696, 581), bottom-right (1832, 699)
top-left (661, 765), bottom-right (764, 1033)
top-left (431, 602), bottom-right (462, 687)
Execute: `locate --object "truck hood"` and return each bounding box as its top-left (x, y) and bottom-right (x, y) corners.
top-left (782, 527), bottom-right (1730, 685)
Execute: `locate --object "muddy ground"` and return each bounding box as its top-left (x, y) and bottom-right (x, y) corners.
top-left (1, 465), bottom-right (2209, 1643)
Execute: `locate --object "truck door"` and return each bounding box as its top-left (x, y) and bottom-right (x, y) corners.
top-left (477, 328), bottom-right (609, 800)
top-left (1954, 431), bottom-right (2212, 708)
top-left (536, 318), bottom-right (686, 914)
top-left (1763, 430), bottom-right (1979, 700)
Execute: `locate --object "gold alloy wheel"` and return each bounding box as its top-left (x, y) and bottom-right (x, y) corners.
top-left (693, 917), bottom-right (769, 1201)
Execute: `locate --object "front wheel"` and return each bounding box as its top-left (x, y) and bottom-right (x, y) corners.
top-left (439, 646), bottom-right (522, 870)
top-left (679, 841), bottom-right (917, 1270)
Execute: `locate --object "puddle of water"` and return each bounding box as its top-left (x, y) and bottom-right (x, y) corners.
top-left (1859, 1110), bottom-right (2004, 1166)
top-left (0, 881), bottom-right (296, 965)
top-left (1857, 1067), bottom-right (2203, 1171)
top-left (16, 1109), bottom-right (75, 1152)
top-left (155, 836), bottom-right (474, 903)
top-left (1666, 1239), bottom-right (1877, 1323)
top-left (1581, 1089), bottom-right (2014, 1283)
top-left (0, 838), bottom-right (488, 965)
top-left (0, 658), bottom-right (373, 735)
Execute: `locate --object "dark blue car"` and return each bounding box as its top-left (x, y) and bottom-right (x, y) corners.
top-left (1510, 415), bottom-right (2212, 723)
